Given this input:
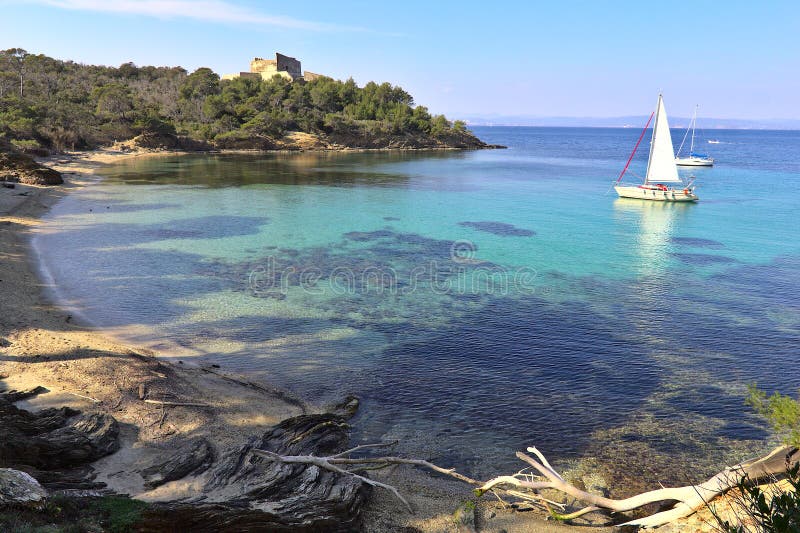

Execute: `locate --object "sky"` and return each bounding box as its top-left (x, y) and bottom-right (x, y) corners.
top-left (1, 0), bottom-right (799, 121)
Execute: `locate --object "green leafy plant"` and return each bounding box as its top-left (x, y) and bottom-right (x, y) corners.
top-left (89, 496), bottom-right (148, 533)
top-left (746, 384), bottom-right (800, 447)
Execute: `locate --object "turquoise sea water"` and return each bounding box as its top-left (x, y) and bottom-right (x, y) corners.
top-left (35, 127), bottom-right (800, 482)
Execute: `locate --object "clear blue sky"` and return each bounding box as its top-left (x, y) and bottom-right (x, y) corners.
top-left (1, 0), bottom-right (799, 120)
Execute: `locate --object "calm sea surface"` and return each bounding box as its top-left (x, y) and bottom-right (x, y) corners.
top-left (35, 127), bottom-right (800, 484)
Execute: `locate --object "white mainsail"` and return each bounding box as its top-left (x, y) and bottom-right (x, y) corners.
top-left (644, 95), bottom-right (681, 184)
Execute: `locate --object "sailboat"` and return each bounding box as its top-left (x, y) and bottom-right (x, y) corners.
top-left (614, 94), bottom-right (698, 202)
top-left (675, 105), bottom-right (714, 166)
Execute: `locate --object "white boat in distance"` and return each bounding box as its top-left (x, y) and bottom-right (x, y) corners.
top-left (708, 139), bottom-right (721, 144)
top-left (675, 105), bottom-right (714, 167)
top-left (614, 94), bottom-right (698, 202)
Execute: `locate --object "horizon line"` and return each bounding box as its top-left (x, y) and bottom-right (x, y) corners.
top-left (458, 114), bottom-right (800, 123)
top-left (466, 124), bottom-right (800, 131)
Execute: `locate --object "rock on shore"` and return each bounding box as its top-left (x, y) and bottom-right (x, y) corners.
top-left (0, 388), bottom-right (119, 489)
top-left (0, 469), bottom-right (47, 508)
top-left (0, 139), bottom-right (63, 185)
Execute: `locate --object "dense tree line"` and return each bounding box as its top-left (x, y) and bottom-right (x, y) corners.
top-left (0, 49), bottom-right (475, 152)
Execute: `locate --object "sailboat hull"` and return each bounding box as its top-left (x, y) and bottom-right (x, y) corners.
top-left (615, 185), bottom-right (698, 202)
top-left (675, 157), bottom-right (714, 167)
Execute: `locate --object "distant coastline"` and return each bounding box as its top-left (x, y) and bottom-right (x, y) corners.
top-left (465, 116), bottom-right (800, 130)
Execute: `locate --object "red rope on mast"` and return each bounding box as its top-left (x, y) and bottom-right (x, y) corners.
top-left (616, 111), bottom-right (655, 184)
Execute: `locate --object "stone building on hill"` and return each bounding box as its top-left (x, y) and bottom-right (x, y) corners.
top-left (222, 53), bottom-right (325, 82)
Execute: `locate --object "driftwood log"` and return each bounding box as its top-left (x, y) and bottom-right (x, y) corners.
top-left (475, 445), bottom-right (800, 527)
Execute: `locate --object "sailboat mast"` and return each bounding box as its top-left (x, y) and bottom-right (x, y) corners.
top-left (644, 94), bottom-right (661, 184)
top-left (690, 105), bottom-right (698, 154)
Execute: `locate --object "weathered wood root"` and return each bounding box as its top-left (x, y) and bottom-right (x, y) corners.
top-left (477, 445), bottom-right (800, 528)
top-left (142, 399), bottom-right (208, 407)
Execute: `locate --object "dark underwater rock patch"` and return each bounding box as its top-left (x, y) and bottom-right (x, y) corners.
top-left (141, 229), bottom-right (202, 239)
top-left (112, 202), bottom-right (182, 213)
top-left (670, 236), bottom-right (725, 249)
top-left (342, 229), bottom-right (471, 262)
top-left (671, 252), bottom-right (737, 265)
top-left (134, 216), bottom-right (270, 242)
top-left (458, 221), bottom-right (535, 237)
top-left (196, 227), bottom-right (505, 309)
top-left (343, 229), bottom-right (396, 242)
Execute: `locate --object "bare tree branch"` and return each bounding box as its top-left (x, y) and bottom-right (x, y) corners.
top-left (251, 449), bottom-right (413, 511)
top-left (332, 440), bottom-right (399, 458)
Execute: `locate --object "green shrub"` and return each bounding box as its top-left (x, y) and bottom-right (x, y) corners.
top-left (746, 384), bottom-right (800, 447)
top-left (89, 496), bottom-right (147, 533)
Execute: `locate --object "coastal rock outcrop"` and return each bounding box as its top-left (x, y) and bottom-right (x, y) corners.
top-left (0, 373), bottom-right (367, 528)
top-left (0, 138), bottom-right (63, 185)
top-left (0, 390), bottom-right (119, 489)
top-left (141, 412), bottom-right (368, 531)
top-left (141, 438), bottom-right (214, 489)
top-left (325, 129), bottom-right (494, 150)
top-left (211, 131), bottom-right (282, 151)
top-left (206, 129), bottom-right (503, 151)
top-left (129, 132), bottom-right (212, 151)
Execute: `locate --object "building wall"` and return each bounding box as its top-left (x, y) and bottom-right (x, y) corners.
top-left (249, 58), bottom-right (277, 73)
top-left (222, 72), bottom-right (260, 81)
top-left (275, 53), bottom-right (301, 79)
top-left (259, 71), bottom-right (293, 82)
top-left (302, 71), bottom-right (325, 82)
